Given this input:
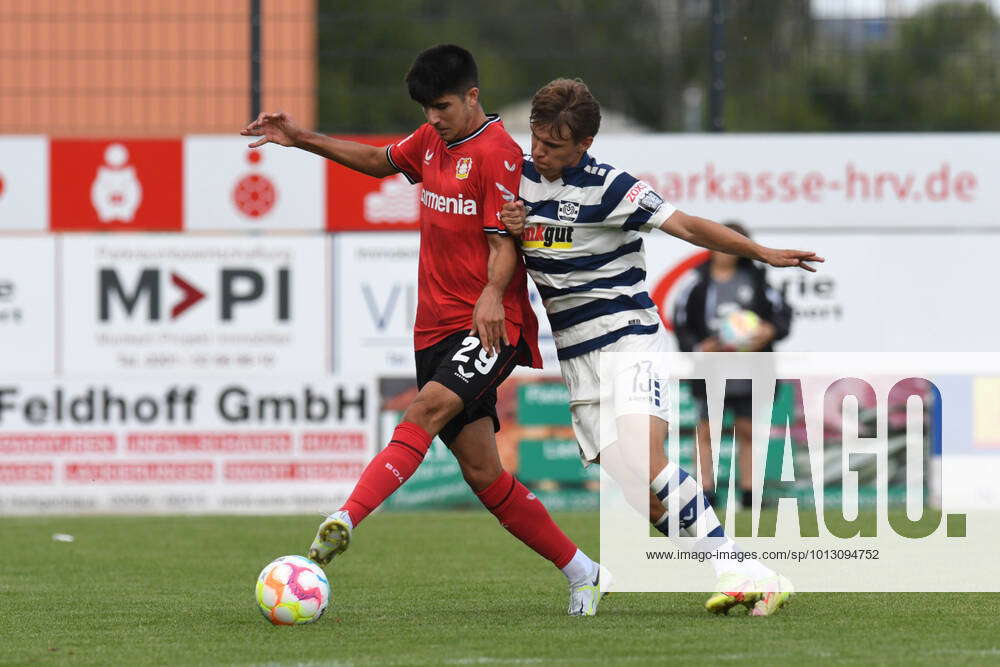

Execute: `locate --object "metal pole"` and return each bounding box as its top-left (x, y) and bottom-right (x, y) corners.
top-left (709, 0), bottom-right (726, 132)
top-left (250, 0), bottom-right (262, 120)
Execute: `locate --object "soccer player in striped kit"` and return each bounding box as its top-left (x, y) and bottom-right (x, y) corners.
top-left (243, 50), bottom-right (607, 616)
top-left (500, 79), bottom-right (823, 615)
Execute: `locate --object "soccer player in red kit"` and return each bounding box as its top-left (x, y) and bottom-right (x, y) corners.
top-left (242, 45), bottom-right (607, 615)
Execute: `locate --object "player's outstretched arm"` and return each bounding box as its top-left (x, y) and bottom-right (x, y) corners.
top-left (660, 210), bottom-right (825, 272)
top-left (240, 111), bottom-right (396, 178)
top-left (471, 233), bottom-right (517, 357)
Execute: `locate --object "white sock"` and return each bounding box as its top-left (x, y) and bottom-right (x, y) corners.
top-left (707, 540), bottom-right (740, 577)
top-left (713, 549), bottom-right (774, 580)
top-left (742, 557), bottom-right (775, 580)
top-left (560, 548), bottom-right (597, 585)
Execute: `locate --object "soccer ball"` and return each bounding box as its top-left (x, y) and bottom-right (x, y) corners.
top-left (255, 555), bottom-right (330, 625)
top-left (718, 309), bottom-right (761, 350)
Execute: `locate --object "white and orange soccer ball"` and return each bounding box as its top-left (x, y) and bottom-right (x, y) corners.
top-left (255, 555), bottom-right (330, 625)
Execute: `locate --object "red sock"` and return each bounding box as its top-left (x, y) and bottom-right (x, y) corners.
top-left (340, 422), bottom-right (431, 526)
top-left (476, 471), bottom-right (578, 569)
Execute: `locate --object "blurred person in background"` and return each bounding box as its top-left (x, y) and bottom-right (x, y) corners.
top-left (672, 221), bottom-right (793, 511)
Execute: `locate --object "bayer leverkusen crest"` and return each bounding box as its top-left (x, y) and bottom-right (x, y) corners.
top-left (455, 157), bottom-right (473, 180)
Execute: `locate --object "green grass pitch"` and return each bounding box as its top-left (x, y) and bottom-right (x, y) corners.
top-left (1, 512), bottom-right (998, 665)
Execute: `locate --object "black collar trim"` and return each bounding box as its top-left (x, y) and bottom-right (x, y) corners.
top-left (446, 114), bottom-right (501, 149)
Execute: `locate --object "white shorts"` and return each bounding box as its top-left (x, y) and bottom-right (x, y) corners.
top-left (558, 328), bottom-right (673, 463)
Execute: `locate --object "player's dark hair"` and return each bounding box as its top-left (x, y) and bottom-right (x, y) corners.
top-left (530, 78), bottom-right (602, 143)
top-left (723, 221), bottom-right (751, 238)
top-left (405, 44), bottom-right (479, 106)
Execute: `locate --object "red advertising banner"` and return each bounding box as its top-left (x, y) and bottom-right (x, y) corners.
top-left (325, 135), bottom-right (420, 231)
top-left (50, 138), bottom-right (182, 231)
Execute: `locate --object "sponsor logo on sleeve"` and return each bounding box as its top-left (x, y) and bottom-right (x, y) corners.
top-left (495, 182), bottom-right (516, 202)
top-left (638, 189), bottom-right (664, 214)
top-left (626, 181), bottom-right (649, 203)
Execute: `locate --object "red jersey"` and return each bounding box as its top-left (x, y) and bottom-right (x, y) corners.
top-left (386, 115), bottom-right (541, 368)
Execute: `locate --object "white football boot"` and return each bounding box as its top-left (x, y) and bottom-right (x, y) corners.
top-left (568, 563), bottom-right (613, 616)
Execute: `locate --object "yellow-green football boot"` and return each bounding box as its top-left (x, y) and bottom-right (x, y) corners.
top-left (705, 572), bottom-right (762, 615)
top-left (750, 575), bottom-right (794, 616)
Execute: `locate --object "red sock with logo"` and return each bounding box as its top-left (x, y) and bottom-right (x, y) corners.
top-left (340, 421), bottom-right (431, 526)
top-left (476, 471), bottom-right (578, 569)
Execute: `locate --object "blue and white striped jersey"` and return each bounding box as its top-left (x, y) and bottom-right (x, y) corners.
top-left (519, 153), bottom-right (676, 360)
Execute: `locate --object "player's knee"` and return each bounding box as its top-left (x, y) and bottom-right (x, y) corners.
top-left (403, 392), bottom-right (461, 434)
top-left (459, 458), bottom-right (502, 493)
